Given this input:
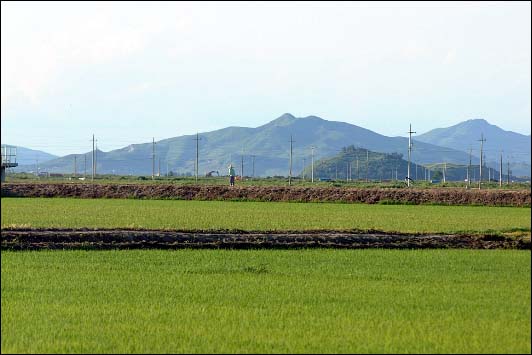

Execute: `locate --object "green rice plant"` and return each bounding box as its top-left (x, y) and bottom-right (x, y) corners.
top-left (1, 249), bottom-right (530, 353)
top-left (1, 198), bottom-right (530, 234)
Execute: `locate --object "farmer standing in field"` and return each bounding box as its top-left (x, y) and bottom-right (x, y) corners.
top-left (228, 164), bottom-right (236, 186)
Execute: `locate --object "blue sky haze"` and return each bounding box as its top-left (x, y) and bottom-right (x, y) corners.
top-left (1, 1), bottom-right (530, 156)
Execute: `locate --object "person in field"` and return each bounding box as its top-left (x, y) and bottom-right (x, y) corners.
top-left (228, 164), bottom-right (236, 186)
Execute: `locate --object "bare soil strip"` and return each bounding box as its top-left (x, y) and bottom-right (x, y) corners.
top-left (1, 183), bottom-right (530, 206)
top-left (1, 229), bottom-right (529, 250)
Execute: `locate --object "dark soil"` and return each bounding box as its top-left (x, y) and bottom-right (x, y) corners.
top-left (1, 183), bottom-right (530, 206)
top-left (2, 228), bottom-right (529, 250)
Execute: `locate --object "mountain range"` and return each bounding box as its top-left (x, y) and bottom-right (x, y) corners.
top-left (7, 114), bottom-right (531, 178)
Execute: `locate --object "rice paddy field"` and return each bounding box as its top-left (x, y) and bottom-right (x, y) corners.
top-left (1, 196), bottom-right (531, 353)
top-left (1, 249), bottom-right (530, 354)
top-left (2, 198), bottom-right (531, 234)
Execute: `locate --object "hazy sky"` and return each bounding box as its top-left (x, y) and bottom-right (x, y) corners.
top-left (1, 1), bottom-right (530, 156)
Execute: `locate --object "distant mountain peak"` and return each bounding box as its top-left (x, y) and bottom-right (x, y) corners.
top-left (463, 118), bottom-right (491, 126)
top-left (266, 113), bottom-right (330, 127)
top-left (279, 113), bottom-right (295, 119)
top-left (302, 115), bottom-right (326, 122)
top-left (266, 113), bottom-right (298, 127)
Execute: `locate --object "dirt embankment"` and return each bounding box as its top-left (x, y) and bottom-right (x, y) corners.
top-left (1, 183), bottom-right (530, 206)
top-left (2, 228), bottom-right (529, 250)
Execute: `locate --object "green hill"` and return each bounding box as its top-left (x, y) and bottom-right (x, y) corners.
top-left (304, 146), bottom-right (425, 181)
top-left (307, 146), bottom-right (518, 182)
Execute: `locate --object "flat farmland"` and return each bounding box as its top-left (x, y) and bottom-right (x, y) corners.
top-left (1, 198), bottom-right (530, 234)
top-left (2, 249), bottom-right (530, 354)
top-left (2, 197), bottom-right (530, 353)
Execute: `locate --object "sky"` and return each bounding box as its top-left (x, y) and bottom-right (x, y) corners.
top-left (1, 1), bottom-right (531, 156)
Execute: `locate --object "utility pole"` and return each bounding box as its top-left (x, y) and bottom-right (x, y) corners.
top-left (251, 155), bottom-right (256, 179)
top-left (346, 163), bottom-right (349, 182)
top-left (366, 149), bottom-right (369, 182)
top-left (478, 134), bottom-right (486, 189)
top-left (241, 154), bottom-right (244, 180)
top-left (356, 157), bottom-right (359, 180)
top-left (467, 148), bottom-right (472, 188)
top-left (152, 137), bottom-right (156, 180)
top-left (289, 135), bottom-right (294, 186)
top-left (92, 134), bottom-right (95, 181)
top-left (507, 159), bottom-right (510, 185)
top-left (95, 142), bottom-right (98, 178)
top-left (499, 151), bottom-right (503, 187)
top-left (407, 124), bottom-right (416, 187)
top-left (442, 162), bottom-right (446, 183)
top-left (241, 147), bottom-right (244, 180)
top-left (311, 146), bottom-right (315, 183)
top-left (193, 133), bottom-right (201, 182)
